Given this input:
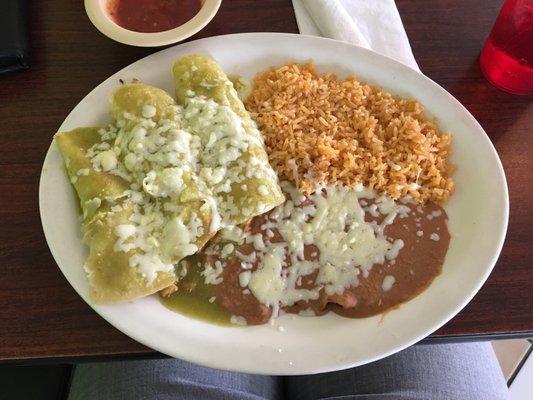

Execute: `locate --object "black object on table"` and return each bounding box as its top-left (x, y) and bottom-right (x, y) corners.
top-left (0, 0), bottom-right (29, 74)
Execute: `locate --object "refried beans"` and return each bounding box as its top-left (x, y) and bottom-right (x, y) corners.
top-left (196, 188), bottom-right (451, 325)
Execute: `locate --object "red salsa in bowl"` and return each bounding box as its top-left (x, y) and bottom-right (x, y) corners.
top-left (108, 0), bottom-right (203, 33)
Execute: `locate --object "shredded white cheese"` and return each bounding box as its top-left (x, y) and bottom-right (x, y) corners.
top-left (83, 86), bottom-right (281, 286)
top-left (382, 275), bottom-right (396, 292)
top-left (229, 183), bottom-right (411, 319)
top-left (230, 315), bottom-right (247, 326)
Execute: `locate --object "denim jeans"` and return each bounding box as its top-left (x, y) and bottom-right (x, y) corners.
top-left (68, 342), bottom-right (508, 400)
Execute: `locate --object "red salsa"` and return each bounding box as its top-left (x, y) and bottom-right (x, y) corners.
top-left (108, 0), bottom-right (202, 33)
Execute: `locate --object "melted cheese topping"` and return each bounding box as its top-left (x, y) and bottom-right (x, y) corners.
top-left (84, 92), bottom-right (279, 285)
top-left (382, 275), bottom-right (396, 292)
top-left (207, 182), bottom-right (411, 319)
top-left (183, 94), bottom-right (281, 224)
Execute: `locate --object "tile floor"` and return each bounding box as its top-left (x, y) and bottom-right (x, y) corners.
top-left (509, 349), bottom-right (533, 400)
top-left (492, 339), bottom-right (533, 399)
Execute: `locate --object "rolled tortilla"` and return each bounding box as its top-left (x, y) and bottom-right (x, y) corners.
top-left (173, 55), bottom-right (285, 225)
top-left (55, 84), bottom-right (214, 303)
top-left (56, 128), bottom-right (177, 302)
top-left (110, 82), bottom-right (177, 123)
top-left (108, 82), bottom-right (216, 250)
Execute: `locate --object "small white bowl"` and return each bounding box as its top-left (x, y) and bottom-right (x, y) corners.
top-left (85, 0), bottom-right (221, 47)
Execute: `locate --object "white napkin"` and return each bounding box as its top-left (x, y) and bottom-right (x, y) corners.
top-left (292, 0), bottom-right (420, 72)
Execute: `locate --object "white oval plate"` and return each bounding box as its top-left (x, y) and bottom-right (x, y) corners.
top-left (39, 33), bottom-right (508, 375)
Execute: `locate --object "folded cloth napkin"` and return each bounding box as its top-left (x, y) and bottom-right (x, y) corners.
top-left (292, 0), bottom-right (420, 72)
top-left (0, 0), bottom-right (29, 74)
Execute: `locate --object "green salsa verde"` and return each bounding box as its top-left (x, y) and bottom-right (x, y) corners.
top-left (159, 257), bottom-right (232, 326)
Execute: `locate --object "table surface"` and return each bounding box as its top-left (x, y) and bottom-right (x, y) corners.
top-left (0, 0), bottom-right (531, 362)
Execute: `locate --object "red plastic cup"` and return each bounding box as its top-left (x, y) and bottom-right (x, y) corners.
top-left (479, 0), bottom-right (533, 95)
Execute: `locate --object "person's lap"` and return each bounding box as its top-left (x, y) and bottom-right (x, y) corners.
top-left (68, 343), bottom-right (508, 400)
top-left (285, 343), bottom-right (508, 400)
top-left (68, 358), bottom-right (281, 400)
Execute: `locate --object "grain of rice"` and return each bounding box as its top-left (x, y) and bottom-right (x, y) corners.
top-left (246, 62), bottom-right (455, 204)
